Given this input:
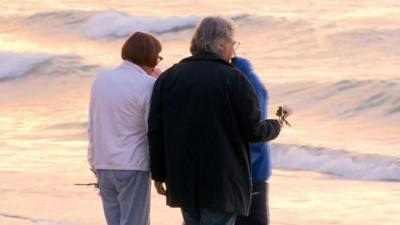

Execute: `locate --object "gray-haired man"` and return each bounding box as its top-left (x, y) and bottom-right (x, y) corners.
top-left (148, 16), bottom-right (282, 225)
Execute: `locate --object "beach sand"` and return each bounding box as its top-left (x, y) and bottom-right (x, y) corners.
top-left (1, 169), bottom-right (399, 225)
top-left (270, 170), bottom-right (400, 225)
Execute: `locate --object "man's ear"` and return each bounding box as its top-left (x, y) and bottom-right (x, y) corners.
top-left (216, 42), bottom-right (225, 53)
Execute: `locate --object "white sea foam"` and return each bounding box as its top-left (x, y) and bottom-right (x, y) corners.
top-left (0, 53), bottom-right (53, 81)
top-left (0, 53), bottom-right (98, 81)
top-left (22, 10), bottom-right (201, 39)
top-left (21, 10), bottom-right (251, 39)
top-left (82, 11), bottom-right (201, 39)
top-left (271, 143), bottom-right (400, 181)
top-left (18, 8), bottom-right (400, 61)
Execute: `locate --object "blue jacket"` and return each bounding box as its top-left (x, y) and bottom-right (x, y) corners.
top-left (232, 57), bottom-right (271, 184)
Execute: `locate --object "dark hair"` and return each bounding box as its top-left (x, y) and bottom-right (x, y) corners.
top-left (121, 32), bottom-right (162, 68)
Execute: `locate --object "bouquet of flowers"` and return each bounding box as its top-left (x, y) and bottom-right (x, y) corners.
top-left (275, 106), bottom-right (291, 127)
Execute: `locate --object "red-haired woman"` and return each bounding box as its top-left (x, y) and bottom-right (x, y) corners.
top-left (88, 31), bottom-right (162, 225)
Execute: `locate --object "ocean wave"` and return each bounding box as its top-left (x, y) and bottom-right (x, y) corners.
top-left (0, 53), bottom-right (53, 81)
top-left (20, 10), bottom-right (91, 36)
top-left (16, 9), bottom-right (400, 56)
top-left (271, 79), bottom-right (400, 118)
top-left (25, 10), bottom-right (90, 26)
top-left (271, 143), bottom-right (400, 181)
top-left (327, 28), bottom-right (400, 55)
top-left (21, 10), bottom-right (249, 39)
top-left (0, 52), bottom-right (98, 82)
top-left (82, 11), bottom-right (201, 39)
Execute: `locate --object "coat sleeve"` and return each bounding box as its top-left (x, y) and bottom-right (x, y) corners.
top-left (231, 71), bottom-right (281, 143)
top-left (147, 77), bottom-right (167, 182)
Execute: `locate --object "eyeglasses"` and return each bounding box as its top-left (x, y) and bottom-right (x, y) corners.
top-left (157, 56), bottom-right (163, 63)
top-left (233, 41), bottom-right (240, 52)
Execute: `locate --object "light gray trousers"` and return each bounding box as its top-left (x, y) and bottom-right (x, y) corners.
top-left (97, 170), bottom-right (150, 225)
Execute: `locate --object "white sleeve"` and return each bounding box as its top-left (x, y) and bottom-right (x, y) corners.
top-left (144, 91), bottom-right (152, 133)
top-left (87, 89), bottom-right (95, 169)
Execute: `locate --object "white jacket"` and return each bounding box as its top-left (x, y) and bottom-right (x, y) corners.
top-left (87, 61), bottom-right (155, 171)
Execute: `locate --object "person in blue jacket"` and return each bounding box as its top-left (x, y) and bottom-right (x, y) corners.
top-left (232, 56), bottom-right (271, 225)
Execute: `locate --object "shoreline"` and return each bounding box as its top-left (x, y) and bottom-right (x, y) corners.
top-left (0, 169), bottom-right (399, 225)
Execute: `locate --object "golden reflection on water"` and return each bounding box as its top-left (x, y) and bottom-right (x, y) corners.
top-left (0, 75), bottom-right (92, 173)
top-left (0, 34), bottom-right (43, 53)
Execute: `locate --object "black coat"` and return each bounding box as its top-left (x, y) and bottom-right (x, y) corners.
top-left (148, 53), bottom-right (281, 216)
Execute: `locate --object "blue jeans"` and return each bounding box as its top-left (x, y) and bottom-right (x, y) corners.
top-left (181, 208), bottom-right (237, 225)
top-left (97, 170), bottom-right (150, 225)
top-left (235, 182), bottom-right (269, 225)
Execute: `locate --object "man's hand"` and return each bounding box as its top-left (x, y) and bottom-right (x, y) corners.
top-left (278, 119), bottom-right (284, 128)
top-left (154, 181), bottom-right (167, 196)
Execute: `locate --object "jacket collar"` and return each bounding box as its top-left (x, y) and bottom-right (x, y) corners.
top-left (180, 52), bottom-right (234, 67)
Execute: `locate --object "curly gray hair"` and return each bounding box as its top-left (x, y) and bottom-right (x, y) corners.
top-left (190, 16), bottom-right (236, 56)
